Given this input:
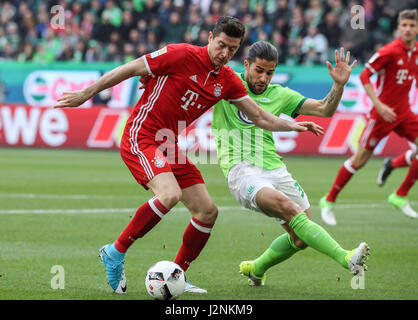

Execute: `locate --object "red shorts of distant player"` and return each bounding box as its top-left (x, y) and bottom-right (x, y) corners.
top-left (120, 135), bottom-right (204, 190)
top-left (359, 112), bottom-right (418, 150)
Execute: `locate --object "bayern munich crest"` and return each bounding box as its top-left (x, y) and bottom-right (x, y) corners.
top-left (152, 156), bottom-right (166, 168)
top-left (213, 84), bottom-right (223, 97)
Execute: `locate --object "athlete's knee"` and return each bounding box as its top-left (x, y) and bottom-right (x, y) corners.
top-left (288, 231), bottom-right (307, 250)
top-left (278, 198), bottom-right (302, 222)
top-left (159, 190), bottom-right (182, 209)
top-left (294, 238), bottom-right (308, 249)
top-left (202, 204), bottom-right (219, 223)
top-left (193, 203), bottom-right (218, 224)
top-left (349, 157), bottom-right (363, 170)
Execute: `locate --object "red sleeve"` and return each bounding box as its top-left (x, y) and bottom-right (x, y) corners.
top-left (364, 47), bottom-right (391, 75)
top-left (223, 70), bottom-right (249, 102)
top-left (143, 44), bottom-right (188, 77)
top-left (359, 67), bottom-right (373, 85)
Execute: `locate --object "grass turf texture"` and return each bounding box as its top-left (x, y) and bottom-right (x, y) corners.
top-left (0, 147), bottom-right (417, 300)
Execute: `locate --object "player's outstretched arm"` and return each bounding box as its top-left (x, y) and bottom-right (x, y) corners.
top-left (233, 97), bottom-right (323, 135)
top-left (54, 57), bottom-right (149, 108)
top-left (298, 47), bottom-right (357, 117)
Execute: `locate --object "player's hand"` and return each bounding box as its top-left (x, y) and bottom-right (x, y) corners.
top-left (375, 101), bottom-right (396, 123)
top-left (326, 47), bottom-right (357, 86)
top-left (293, 121), bottom-right (324, 136)
top-left (53, 90), bottom-right (90, 108)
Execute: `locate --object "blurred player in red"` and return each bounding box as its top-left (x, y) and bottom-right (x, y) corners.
top-left (377, 148), bottom-right (417, 188)
top-left (320, 9), bottom-right (418, 224)
top-left (54, 16), bottom-right (322, 294)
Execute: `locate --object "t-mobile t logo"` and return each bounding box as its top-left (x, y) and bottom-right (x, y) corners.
top-left (396, 69), bottom-right (409, 84)
top-left (180, 90), bottom-right (205, 111)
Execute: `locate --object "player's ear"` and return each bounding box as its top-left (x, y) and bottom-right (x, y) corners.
top-left (208, 31), bottom-right (213, 43)
top-left (244, 59), bottom-right (249, 71)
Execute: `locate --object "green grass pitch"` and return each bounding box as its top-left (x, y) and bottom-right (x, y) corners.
top-left (0, 147), bottom-right (417, 300)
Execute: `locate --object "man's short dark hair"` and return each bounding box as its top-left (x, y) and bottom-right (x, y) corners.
top-left (247, 41), bottom-right (279, 65)
top-left (212, 16), bottom-right (245, 42)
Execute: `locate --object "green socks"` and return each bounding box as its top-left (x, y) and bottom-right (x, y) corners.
top-left (289, 213), bottom-right (348, 269)
top-left (252, 213), bottom-right (349, 277)
top-left (253, 233), bottom-right (301, 277)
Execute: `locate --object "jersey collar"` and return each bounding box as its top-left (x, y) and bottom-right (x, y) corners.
top-left (396, 37), bottom-right (417, 52)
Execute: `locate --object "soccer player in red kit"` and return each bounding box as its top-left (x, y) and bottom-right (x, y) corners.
top-left (320, 9), bottom-right (418, 225)
top-left (54, 16), bottom-right (323, 294)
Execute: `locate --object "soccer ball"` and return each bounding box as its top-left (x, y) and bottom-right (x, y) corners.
top-left (145, 261), bottom-right (186, 300)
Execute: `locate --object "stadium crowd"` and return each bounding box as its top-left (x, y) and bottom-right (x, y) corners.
top-left (0, 0), bottom-right (416, 65)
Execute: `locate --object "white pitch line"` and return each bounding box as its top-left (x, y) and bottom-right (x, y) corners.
top-left (0, 193), bottom-right (133, 200)
top-left (0, 208), bottom-right (136, 214)
top-left (0, 192), bottom-right (416, 205)
top-left (0, 203), bottom-right (416, 215)
top-left (0, 206), bottom-right (245, 215)
top-left (0, 193), bottom-right (235, 201)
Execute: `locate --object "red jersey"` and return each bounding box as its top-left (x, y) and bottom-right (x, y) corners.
top-left (363, 37), bottom-right (417, 118)
top-left (127, 43), bottom-right (248, 144)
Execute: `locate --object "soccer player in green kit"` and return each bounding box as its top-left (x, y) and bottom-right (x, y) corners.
top-left (211, 41), bottom-right (370, 286)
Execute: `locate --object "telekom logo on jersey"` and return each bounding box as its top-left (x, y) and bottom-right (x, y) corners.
top-left (180, 90), bottom-right (206, 111)
top-left (396, 69), bottom-right (409, 84)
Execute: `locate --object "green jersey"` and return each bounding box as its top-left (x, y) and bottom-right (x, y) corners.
top-left (212, 73), bottom-right (306, 178)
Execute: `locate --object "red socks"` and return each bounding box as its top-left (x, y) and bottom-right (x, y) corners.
top-left (391, 150), bottom-right (413, 168)
top-left (174, 217), bottom-right (214, 272)
top-left (396, 157), bottom-right (418, 197)
top-left (114, 197), bottom-right (215, 273)
top-left (115, 197), bottom-right (169, 253)
top-left (326, 153), bottom-right (416, 201)
top-left (326, 159), bottom-right (357, 203)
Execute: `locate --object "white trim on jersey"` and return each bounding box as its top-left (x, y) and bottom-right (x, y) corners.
top-left (204, 69), bottom-right (220, 86)
top-left (138, 150), bottom-right (154, 180)
top-left (375, 72), bottom-right (385, 97)
top-left (128, 75), bottom-right (169, 180)
top-left (365, 63), bottom-right (377, 74)
top-left (228, 95), bottom-right (250, 103)
top-left (142, 56), bottom-right (155, 77)
top-left (359, 118), bottom-right (376, 148)
top-left (134, 75), bottom-right (169, 135)
top-left (129, 76), bottom-right (164, 179)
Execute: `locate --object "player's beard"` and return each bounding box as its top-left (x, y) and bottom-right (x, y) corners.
top-left (247, 74), bottom-right (267, 95)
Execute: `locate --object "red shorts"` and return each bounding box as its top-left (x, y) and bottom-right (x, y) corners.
top-left (359, 113), bottom-right (418, 150)
top-left (120, 133), bottom-right (204, 190)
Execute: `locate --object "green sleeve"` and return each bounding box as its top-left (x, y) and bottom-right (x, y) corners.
top-left (291, 97), bottom-right (307, 118)
top-left (279, 87), bottom-right (306, 118)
